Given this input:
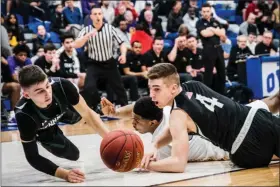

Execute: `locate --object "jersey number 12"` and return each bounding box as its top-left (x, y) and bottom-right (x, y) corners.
top-left (196, 94), bottom-right (224, 112)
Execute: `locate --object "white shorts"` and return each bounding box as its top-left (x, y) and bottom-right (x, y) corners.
top-left (246, 100), bottom-right (270, 112)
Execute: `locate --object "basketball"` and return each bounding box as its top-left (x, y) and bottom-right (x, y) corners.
top-left (100, 129), bottom-right (144, 172)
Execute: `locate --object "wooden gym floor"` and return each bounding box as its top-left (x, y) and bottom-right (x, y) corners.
top-left (1, 115), bottom-right (279, 186)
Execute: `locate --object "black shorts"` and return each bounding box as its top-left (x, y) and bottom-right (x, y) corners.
top-left (230, 109), bottom-right (280, 168)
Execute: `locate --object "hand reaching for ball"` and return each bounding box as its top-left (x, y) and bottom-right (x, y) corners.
top-left (66, 169), bottom-right (85, 183)
top-left (100, 97), bottom-right (116, 116)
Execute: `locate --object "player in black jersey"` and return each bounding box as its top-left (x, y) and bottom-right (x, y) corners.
top-left (15, 65), bottom-right (109, 183)
top-left (140, 63), bottom-right (279, 172)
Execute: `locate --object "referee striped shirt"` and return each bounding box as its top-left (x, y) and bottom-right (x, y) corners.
top-left (77, 23), bottom-right (124, 62)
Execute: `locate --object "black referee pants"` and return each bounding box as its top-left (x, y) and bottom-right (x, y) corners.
top-left (83, 58), bottom-right (128, 110)
top-left (202, 46), bottom-right (226, 95)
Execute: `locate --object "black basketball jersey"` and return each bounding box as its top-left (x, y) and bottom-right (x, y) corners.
top-left (172, 81), bottom-right (250, 151)
top-left (15, 78), bottom-right (81, 133)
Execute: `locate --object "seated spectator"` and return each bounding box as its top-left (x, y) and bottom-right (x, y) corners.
top-left (244, 0), bottom-right (261, 21)
top-left (167, 0), bottom-right (184, 33)
top-left (116, 1), bottom-right (138, 20)
top-left (81, 0), bottom-right (97, 18)
top-left (63, 0), bottom-right (83, 37)
top-left (130, 23), bottom-right (153, 54)
top-left (5, 13), bottom-right (24, 43)
top-left (142, 37), bottom-right (168, 71)
top-left (247, 32), bottom-right (258, 54)
top-left (1, 55), bottom-right (20, 122)
top-left (63, 0), bottom-right (83, 25)
top-left (124, 10), bottom-right (137, 34)
top-left (56, 33), bottom-right (86, 90)
top-left (7, 44), bottom-right (32, 82)
top-left (178, 24), bottom-right (189, 36)
top-left (240, 13), bottom-right (260, 36)
top-left (183, 7), bottom-right (198, 37)
top-left (34, 43), bottom-right (61, 77)
top-left (272, 2), bottom-right (280, 25)
top-left (137, 2), bottom-right (156, 24)
top-left (115, 17), bottom-right (131, 50)
top-left (227, 35), bottom-right (252, 85)
top-left (121, 41), bottom-right (148, 88)
top-left (185, 35), bottom-right (204, 82)
top-left (255, 31), bottom-right (277, 55)
top-left (32, 25), bottom-right (53, 54)
top-left (182, 0), bottom-right (199, 17)
top-left (101, 0), bottom-right (115, 24)
top-left (50, 4), bottom-right (69, 35)
top-left (167, 34), bottom-right (192, 83)
top-left (31, 45), bottom-right (44, 64)
top-left (141, 10), bottom-right (164, 38)
top-left (7, 28), bottom-right (18, 48)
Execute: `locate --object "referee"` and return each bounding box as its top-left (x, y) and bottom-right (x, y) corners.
top-left (196, 3), bottom-right (226, 95)
top-left (73, 5), bottom-right (128, 111)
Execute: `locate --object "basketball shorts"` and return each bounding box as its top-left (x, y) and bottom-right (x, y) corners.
top-left (230, 109), bottom-right (280, 168)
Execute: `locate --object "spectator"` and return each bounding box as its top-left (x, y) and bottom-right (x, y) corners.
top-left (115, 17), bottom-right (131, 50)
top-left (5, 13), bottom-right (24, 43)
top-left (167, 0), bottom-right (184, 33)
top-left (142, 37), bottom-right (168, 71)
top-left (167, 34), bottom-right (192, 83)
top-left (227, 35), bottom-right (252, 85)
top-left (101, 0), bottom-right (115, 24)
top-left (247, 32), bottom-right (258, 54)
top-left (182, 0), bottom-right (199, 17)
top-left (34, 43), bottom-right (61, 77)
top-left (116, 1), bottom-right (138, 20)
top-left (185, 35), bottom-right (204, 82)
top-left (32, 25), bottom-right (53, 54)
top-left (121, 41), bottom-right (148, 88)
top-left (138, 2), bottom-right (159, 24)
top-left (7, 44), bottom-right (32, 82)
top-left (57, 33), bottom-right (86, 90)
top-left (135, 1), bottom-right (153, 17)
top-left (183, 7), bottom-right (199, 37)
top-left (31, 46), bottom-right (45, 64)
top-left (272, 2), bottom-right (280, 25)
top-left (130, 24), bottom-right (153, 54)
top-left (244, 0), bottom-right (261, 21)
top-left (50, 4), bottom-right (69, 35)
top-left (63, 0), bottom-right (83, 25)
top-left (1, 55), bottom-right (20, 122)
top-left (141, 10), bottom-right (164, 38)
top-left (178, 24), bottom-right (189, 36)
top-left (81, 0), bottom-right (97, 18)
top-left (255, 31), bottom-right (277, 55)
top-left (124, 10), bottom-right (137, 34)
top-left (240, 13), bottom-right (260, 36)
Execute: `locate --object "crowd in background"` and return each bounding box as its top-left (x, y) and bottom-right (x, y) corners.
top-left (1, 0), bottom-right (280, 122)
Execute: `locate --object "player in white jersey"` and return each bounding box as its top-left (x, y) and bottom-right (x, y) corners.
top-left (101, 93), bottom-right (278, 162)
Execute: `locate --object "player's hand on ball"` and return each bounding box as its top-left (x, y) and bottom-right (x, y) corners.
top-left (100, 97), bottom-right (115, 116)
top-left (140, 149), bottom-right (158, 170)
top-left (66, 169), bottom-right (85, 183)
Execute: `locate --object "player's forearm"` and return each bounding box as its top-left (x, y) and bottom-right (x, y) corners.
top-left (116, 104), bottom-right (135, 116)
top-left (148, 157), bottom-right (186, 173)
top-left (85, 109), bottom-right (109, 138)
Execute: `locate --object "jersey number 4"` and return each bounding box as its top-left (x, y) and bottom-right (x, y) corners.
top-left (196, 94), bottom-right (224, 112)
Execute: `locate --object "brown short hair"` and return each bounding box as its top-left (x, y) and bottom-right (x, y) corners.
top-left (18, 65), bottom-right (47, 88)
top-left (147, 63), bottom-right (180, 85)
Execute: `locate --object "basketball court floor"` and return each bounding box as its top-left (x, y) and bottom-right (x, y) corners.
top-left (1, 115), bottom-right (279, 186)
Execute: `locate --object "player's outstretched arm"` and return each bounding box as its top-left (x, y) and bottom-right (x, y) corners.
top-left (74, 95), bottom-right (109, 138)
top-left (100, 97), bottom-right (134, 117)
top-left (21, 140), bottom-right (85, 183)
top-left (144, 109), bottom-right (189, 173)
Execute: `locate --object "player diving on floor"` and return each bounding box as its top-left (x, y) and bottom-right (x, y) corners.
top-left (101, 88), bottom-right (280, 171)
top-left (14, 65), bottom-right (109, 183)
top-left (135, 63), bottom-right (279, 172)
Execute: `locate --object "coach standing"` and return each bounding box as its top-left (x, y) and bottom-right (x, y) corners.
top-left (73, 5), bottom-right (128, 111)
top-left (196, 3), bottom-right (226, 94)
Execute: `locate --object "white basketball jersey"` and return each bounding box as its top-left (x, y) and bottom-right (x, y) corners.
top-left (152, 106), bottom-right (229, 161)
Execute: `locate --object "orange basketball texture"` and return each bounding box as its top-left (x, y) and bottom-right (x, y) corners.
top-left (100, 129), bottom-right (144, 172)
